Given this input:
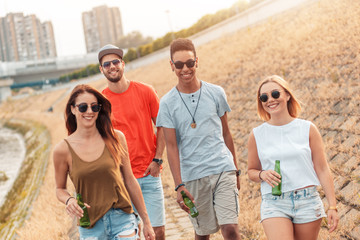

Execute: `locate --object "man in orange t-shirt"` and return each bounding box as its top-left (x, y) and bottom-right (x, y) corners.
top-left (98, 44), bottom-right (166, 240)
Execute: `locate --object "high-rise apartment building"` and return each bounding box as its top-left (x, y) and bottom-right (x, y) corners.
top-left (41, 21), bottom-right (57, 59)
top-left (0, 13), bottom-right (57, 62)
top-left (82, 5), bottom-right (124, 53)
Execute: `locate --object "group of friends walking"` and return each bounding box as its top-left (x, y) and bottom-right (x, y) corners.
top-left (53, 38), bottom-right (339, 240)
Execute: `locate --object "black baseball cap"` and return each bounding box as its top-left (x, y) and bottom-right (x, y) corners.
top-left (98, 44), bottom-right (123, 64)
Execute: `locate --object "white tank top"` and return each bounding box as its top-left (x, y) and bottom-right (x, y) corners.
top-left (253, 118), bottom-right (320, 195)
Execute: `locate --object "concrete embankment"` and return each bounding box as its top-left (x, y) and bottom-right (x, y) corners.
top-left (0, 119), bottom-right (50, 240)
top-left (0, 127), bottom-right (26, 207)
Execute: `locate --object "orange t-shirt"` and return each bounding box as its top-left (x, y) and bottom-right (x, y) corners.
top-left (102, 81), bottom-right (159, 178)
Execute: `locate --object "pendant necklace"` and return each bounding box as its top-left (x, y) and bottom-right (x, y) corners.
top-left (176, 84), bottom-right (202, 129)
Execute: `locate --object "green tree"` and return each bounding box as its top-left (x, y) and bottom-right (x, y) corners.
top-left (138, 43), bottom-right (153, 57)
top-left (152, 38), bottom-right (164, 52)
top-left (59, 0), bottom-right (262, 80)
top-left (162, 32), bottom-right (175, 47)
top-left (123, 48), bottom-right (138, 62)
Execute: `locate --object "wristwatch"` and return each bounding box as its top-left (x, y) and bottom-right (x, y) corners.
top-left (236, 169), bottom-right (241, 177)
top-left (152, 158), bottom-right (163, 165)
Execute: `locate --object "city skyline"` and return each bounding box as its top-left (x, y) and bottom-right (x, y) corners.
top-left (0, 13), bottom-right (57, 62)
top-left (0, 0), bottom-right (239, 57)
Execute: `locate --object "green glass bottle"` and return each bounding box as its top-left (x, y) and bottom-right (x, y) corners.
top-left (272, 160), bottom-right (282, 196)
top-left (181, 191), bottom-right (199, 218)
top-left (76, 193), bottom-right (90, 227)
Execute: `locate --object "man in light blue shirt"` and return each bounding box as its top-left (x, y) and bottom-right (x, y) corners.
top-left (156, 38), bottom-right (241, 239)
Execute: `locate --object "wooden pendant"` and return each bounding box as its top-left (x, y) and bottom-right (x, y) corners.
top-left (191, 122), bottom-right (197, 128)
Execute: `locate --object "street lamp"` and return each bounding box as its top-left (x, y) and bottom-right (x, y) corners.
top-left (165, 10), bottom-right (175, 40)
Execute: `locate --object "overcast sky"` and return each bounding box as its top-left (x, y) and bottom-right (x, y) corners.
top-left (0, 0), bottom-right (239, 57)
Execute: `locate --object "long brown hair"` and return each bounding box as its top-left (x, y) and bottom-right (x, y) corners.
top-left (65, 84), bottom-right (124, 165)
top-left (257, 75), bottom-right (302, 121)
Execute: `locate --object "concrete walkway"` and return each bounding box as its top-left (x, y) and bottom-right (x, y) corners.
top-left (163, 197), bottom-right (194, 239)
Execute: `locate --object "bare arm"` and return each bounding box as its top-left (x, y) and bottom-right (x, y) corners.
top-left (162, 127), bottom-right (193, 213)
top-left (247, 132), bottom-right (262, 182)
top-left (153, 117), bottom-right (166, 159)
top-left (53, 141), bottom-right (84, 218)
top-left (247, 131), bottom-right (281, 187)
top-left (144, 117), bottom-right (166, 177)
top-left (310, 124), bottom-right (339, 232)
top-left (117, 131), bottom-right (155, 240)
top-left (162, 128), bottom-right (181, 186)
top-left (220, 112), bottom-right (240, 190)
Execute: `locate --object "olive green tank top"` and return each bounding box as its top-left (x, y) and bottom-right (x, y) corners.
top-left (65, 139), bottom-right (133, 228)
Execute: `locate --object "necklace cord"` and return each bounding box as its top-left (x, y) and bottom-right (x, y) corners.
top-left (176, 85), bottom-right (202, 124)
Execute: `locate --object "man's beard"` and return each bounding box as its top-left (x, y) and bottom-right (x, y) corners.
top-left (107, 76), bottom-right (121, 83)
top-left (105, 71), bottom-right (122, 83)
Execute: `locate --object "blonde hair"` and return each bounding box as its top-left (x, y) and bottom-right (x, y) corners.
top-left (257, 75), bottom-right (302, 121)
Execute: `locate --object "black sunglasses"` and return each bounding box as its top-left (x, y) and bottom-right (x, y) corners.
top-left (102, 59), bottom-right (121, 69)
top-left (172, 59), bottom-right (196, 69)
top-left (259, 90), bottom-right (283, 102)
top-left (74, 103), bottom-right (102, 113)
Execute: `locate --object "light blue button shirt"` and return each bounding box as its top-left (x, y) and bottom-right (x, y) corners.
top-left (156, 81), bottom-right (236, 182)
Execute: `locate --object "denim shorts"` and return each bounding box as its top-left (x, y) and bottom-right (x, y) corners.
top-left (260, 186), bottom-right (326, 224)
top-left (78, 208), bottom-right (138, 240)
top-left (133, 174), bottom-right (165, 227)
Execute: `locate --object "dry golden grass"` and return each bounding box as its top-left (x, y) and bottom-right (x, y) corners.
top-left (125, 1), bottom-right (360, 238)
top-left (0, 0), bottom-right (359, 239)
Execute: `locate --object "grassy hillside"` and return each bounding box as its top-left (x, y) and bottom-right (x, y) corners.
top-left (0, 0), bottom-right (358, 239)
top-left (125, 0), bottom-right (360, 238)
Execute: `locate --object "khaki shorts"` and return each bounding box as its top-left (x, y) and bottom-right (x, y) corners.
top-left (185, 171), bottom-right (239, 236)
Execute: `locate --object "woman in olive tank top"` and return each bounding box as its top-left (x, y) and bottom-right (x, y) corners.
top-left (53, 84), bottom-right (155, 240)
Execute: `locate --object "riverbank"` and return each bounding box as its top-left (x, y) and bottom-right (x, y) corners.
top-left (0, 85), bottom-right (78, 239)
top-left (0, 126), bottom-right (25, 207)
top-left (0, 119), bottom-right (50, 240)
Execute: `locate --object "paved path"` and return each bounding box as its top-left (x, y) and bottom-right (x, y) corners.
top-left (163, 197), bottom-right (194, 239)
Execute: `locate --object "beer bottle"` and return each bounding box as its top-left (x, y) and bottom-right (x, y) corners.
top-left (181, 191), bottom-right (199, 218)
top-left (272, 160), bottom-right (282, 196)
top-left (76, 193), bottom-right (90, 227)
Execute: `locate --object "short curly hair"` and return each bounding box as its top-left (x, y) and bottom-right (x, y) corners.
top-left (170, 38), bottom-right (196, 60)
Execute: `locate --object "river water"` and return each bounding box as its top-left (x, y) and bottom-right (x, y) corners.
top-left (0, 127), bottom-right (26, 207)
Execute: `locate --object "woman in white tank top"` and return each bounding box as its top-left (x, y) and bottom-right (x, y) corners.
top-left (247, 75), bottom-right (339, 240)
